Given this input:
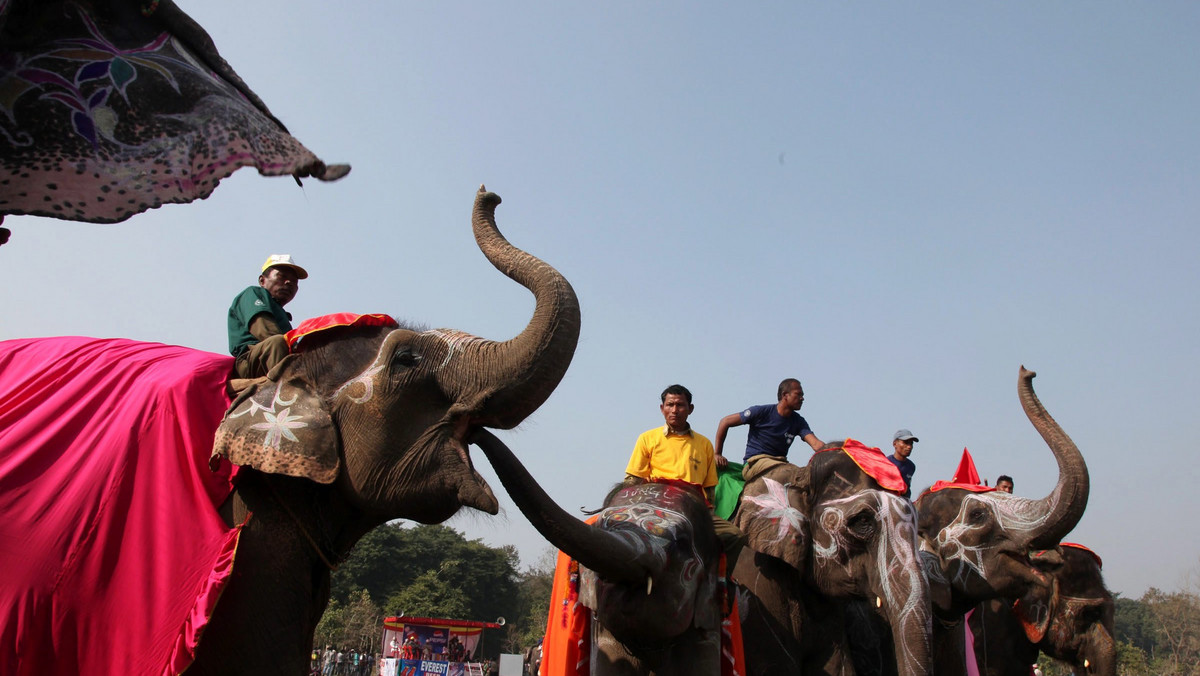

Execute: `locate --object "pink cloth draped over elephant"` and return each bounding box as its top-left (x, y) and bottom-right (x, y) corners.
top-left (0, 337), bottom-right (240, 676)
top-left (0, 0), bottom-right (348, 227)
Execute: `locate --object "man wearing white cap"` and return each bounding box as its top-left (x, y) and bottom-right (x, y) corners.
top-left (888, 429), bottom-right (918, 498)
top-left (227, 254), bottom-right (308, 379)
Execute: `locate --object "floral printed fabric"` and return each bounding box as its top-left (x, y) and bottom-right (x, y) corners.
top-left (0, 0), bottom-right (348, 224)
top-left (0, 337), bottom-right (241, 675)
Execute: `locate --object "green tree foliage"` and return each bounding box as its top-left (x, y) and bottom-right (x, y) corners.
top-left (1115, 640), bottom-right (1152, 676)
top-left (1115, 594), bottom-right (1157, 654)
top-left (1143, 585), bottom-right (1200, 675)
top-left (314, 590), bottom-right (384, 654)
top-left (386, 568), bottom-right (472, 619)
top-left (323, 522), bottom-right (523, 658)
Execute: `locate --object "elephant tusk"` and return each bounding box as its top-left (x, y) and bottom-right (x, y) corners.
top-left (1083, 659), bottom-right (1090, 668)
top-left (876, 596), bottom-right (883, 608)
top-left (646, 577), bottom-right (653, 596)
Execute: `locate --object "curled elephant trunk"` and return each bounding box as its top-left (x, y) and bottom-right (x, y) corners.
top-left (1018, 367), bottom-right (1090, 550)
top-left (450, 187), bottom-right (581, 428)
top-left (472, 430), bottom-right (651, 583)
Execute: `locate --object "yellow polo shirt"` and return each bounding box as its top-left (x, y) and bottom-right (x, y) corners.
top-left (625, 426), bottom-right (718, 488)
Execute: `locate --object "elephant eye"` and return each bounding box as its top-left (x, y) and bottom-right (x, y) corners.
top-left (391, 349), bottom-right (421, 369)
top-left (848, 510), bottom-right (876, 539)
top-left (968, 507), bottom-right (989, 524)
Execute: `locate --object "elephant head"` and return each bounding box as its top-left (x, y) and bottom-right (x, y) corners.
top-left (915, 368), bottom-right (1090, 606)
top-left (210, 187), bottom-right (578, 524)
top-left (969, 544), bottom-right (1116, 676)
top-left (733, 447), bottom-right (932, 676)
top-left (472, 431), bottom-right (724, 676)
top-left (188, 187), bottom-right (579, 675)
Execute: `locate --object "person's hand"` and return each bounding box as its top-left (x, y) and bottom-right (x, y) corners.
top-left (716, 454), bottom-right (729, 469)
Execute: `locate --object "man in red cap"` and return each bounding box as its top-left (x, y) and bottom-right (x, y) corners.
top-left (226, 254), bottom-right (307, 378)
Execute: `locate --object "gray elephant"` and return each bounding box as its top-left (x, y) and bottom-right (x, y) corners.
top-left (0, 188), bottom-right (578, 676)
top-left (847, 368), bottom-right (1092, 676)
top-left (0, 0), bottom-right (347, 239)
top-left (732, 444), bottom-right (933, 676)
top-left (473, 433), bottom-right (728, 676)
top-left (968, 543), bottom-right (1115, 676)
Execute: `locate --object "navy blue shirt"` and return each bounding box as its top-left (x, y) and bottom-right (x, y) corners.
top-left (888, 454), bottom-right (916, 498)
top-left (740, 404), bottom-right (814, 463)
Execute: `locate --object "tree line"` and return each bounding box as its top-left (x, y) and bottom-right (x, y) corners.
top-left (314, 522), bottom-right (555, 659)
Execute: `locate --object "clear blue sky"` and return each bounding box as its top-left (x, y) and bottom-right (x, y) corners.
top-left (3, 2), bottom-right (1197, 599)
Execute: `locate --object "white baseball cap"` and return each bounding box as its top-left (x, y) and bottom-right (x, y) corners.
top-left (261, 254), bottom-right (308, 279)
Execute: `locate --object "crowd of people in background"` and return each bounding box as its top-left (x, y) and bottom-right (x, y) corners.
top-left (311, 646), bottom-right (376, 676)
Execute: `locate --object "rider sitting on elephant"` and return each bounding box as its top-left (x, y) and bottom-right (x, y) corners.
top-left (226, 254), bottom-right (306, 379)
top-left (714, 377), bottom-right (824, 479)
top-left (624, 384), bottom-right (747, 571)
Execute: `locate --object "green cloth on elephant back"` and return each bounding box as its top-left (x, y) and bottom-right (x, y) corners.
top-left (713, 461), bottom-right (744, 520)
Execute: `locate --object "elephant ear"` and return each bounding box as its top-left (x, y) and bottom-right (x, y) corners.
top-left (734, 464), bottom-right (811, 571)
top-left (210, 356), bottom-right (340, 483)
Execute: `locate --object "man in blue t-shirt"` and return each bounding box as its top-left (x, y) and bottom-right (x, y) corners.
top-left (888, 429), bottom-right (918, 498)
top-left (714, 378), bottom-right (824, 477)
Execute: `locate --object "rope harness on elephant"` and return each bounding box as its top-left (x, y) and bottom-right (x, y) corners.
top-left (263, 475), bottom-right (343, 572)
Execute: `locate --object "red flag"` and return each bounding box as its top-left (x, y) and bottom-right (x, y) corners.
top-left (951, 448), bottom-right (982, 485)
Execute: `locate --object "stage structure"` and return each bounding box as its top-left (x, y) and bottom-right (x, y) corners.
top-left (380, 616), bottom-right (503, 676)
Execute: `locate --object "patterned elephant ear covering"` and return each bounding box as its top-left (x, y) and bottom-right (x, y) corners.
top-left (211, 365), bottom-right (341, 484)
top-left (0, 0), bottom-right (349, 225)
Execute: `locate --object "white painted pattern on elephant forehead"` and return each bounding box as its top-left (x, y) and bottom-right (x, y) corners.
top-left (426, 329), bottom-right (485, 371)
top-left (328, 338), bottom-right (399, 405)
top-left (812, 491), bottom-right (930, 671)
top-left (935, 490), bottom-right (1061, 583)
top-left (742, 477), bottom-right (806, 544)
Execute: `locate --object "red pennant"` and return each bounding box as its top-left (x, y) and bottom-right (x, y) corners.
top-left (951, 448), bottom-right (982, 485)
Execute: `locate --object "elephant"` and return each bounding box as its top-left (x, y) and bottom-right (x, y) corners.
top-left (968, 543), bottom-right (1115, 676)
top-left (731, 444), bottom-right (933, 676)
top-left (0, 187), bottom-right (578, 676)
top-left (0, 0), bottom-right (347, 237)
top-left (847, 367), bottom-right (1092, 676)
top-left (473, 432), bottom-right (727, 676)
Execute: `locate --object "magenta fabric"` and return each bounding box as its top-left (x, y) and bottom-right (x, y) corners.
top-left (0, 337), bottom-right (241, 676)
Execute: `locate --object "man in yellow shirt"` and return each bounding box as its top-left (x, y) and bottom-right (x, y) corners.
top-left (624, 384), bottom-right (745, 569)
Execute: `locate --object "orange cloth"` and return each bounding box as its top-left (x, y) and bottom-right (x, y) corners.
top-left (285, 312), bottom-right (398, 350)
top-left (832, 438), bottom-right (908, 494)
top-left (540, 522), bottom-right (595, 676)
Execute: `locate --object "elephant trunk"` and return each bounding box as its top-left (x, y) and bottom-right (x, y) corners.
top-left (454, 187), bottom-right (581, 429)
top-left (1018, 367), bottom-right (1090, 550)
top-left (472, 430), bottom-right (651, 583)
top-left (876, 498), bottom-right (934, 676)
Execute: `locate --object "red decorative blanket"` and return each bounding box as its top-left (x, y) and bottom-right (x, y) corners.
top-left (0, 337), bottom-right (241, 675)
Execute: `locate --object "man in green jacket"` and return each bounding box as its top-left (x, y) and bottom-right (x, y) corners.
top-left (227, 254), bottom-right (307, 378)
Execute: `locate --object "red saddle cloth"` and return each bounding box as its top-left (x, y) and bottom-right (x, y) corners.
top-left (0, 337), bottom-right (241, 676)
top-left (832, 438), bottom-right (908, 494)
top-left (285, 313), bottom-right (398, 350)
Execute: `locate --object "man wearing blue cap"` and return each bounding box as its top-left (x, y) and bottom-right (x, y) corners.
top-left (227, 254), bottom-right (307, 379)
top-left (888, 429), bottom-right (918, 498)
